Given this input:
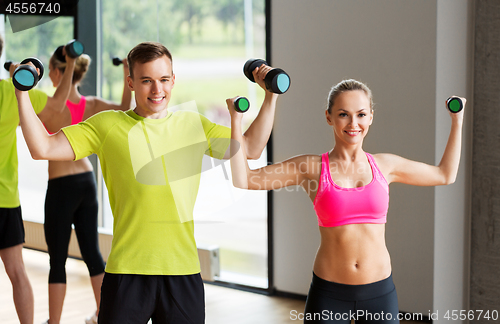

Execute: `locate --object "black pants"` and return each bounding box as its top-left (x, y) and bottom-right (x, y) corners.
top-left (44, 172), bottom-right (105, 283)
top-left (98, 273), bottom-right (205, 324)
top-left (304, 273), bottom-right (400, 323)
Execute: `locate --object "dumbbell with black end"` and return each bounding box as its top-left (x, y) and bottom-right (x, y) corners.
top-left (55, 39), bottom-right (85, 62)
top-left (4, 61), bottom-right (13, 72)
top-left (446, 96), bottom-right (463, 113)
top-left (243, 58), bottom-right (290, 94)
top-left (112, 57), bottom-right (124, 66)
top-left (234, 96), bottom-right (250, 113)
top-left (12, 57), bottom-right (44, 91)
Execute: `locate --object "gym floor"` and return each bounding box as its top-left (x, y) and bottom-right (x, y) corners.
top-left (0, 249), bottom-right (422, 324)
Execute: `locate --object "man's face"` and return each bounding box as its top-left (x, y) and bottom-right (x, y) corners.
top-left (128, 55), bottom-right (175, 119)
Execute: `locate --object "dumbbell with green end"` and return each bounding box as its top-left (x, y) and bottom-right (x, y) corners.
top-left (55, 39), bottom-right (85, 62)
top-left (12, 58), bottom-right (44, 91)
top-left (234, 97), bottom-right (250, 113)
top-left (243, 58), bottom-right (290, 94)
top-left (446, 96), bottom-right (463, 113)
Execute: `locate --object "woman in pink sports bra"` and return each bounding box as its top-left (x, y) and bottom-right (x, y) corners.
top-left (42, 50), bottom-right (131, 324)
top-left (228, 79), bottom-right (465, 323)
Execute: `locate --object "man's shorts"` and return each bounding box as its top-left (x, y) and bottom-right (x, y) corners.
top-left (0, 206), bottom-right (25, 250)
top-left (99, 272), bottom-right (205, 324)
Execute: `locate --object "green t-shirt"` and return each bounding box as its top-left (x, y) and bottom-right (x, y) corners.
top-left (0, 78), bottom-right (48, 208)
top-left (62, 109), bottom-right (230, 275)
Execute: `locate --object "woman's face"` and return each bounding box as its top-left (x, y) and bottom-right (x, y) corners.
top-left (326, 90), bottom-right (373, 145)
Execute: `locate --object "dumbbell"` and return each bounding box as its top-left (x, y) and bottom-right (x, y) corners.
top-left (4, 61), bottom-right (13, 72)
top-left (12, 57), bottom-right (44, 91)
top-left (55, 39), bottom-right (85, 62)
top-left (243, 58), bottom-right (290, 94)
top-left (446, 97), bottom-right (463, 113)
top-left (112, 57), bottom-right (124, 66)
top-left (234, 97), bottom-right (250, 113)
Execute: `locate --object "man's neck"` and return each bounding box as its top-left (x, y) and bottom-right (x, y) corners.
top-left (133, 107), bottom-right (169, 119)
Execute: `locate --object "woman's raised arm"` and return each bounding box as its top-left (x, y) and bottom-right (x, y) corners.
top-left (380, 97), bottom-right (465, 186)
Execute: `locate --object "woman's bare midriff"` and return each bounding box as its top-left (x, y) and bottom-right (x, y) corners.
top-left (48, 157), bottom-right (93, 180)
top-left (313, 223), bottom-right (392, 285)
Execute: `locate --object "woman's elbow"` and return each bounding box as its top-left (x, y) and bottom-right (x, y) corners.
top-left (444, 176), bottom-right (457, 185)
top-left (440, 173), bottom-right (457, 186)
top-left (30, 149), bottom-right (45, 160)
top-left (232, 181), bottom-right (249, 190)
top-left (29, 145), bottom-right (52, 160)
top-left (245, 148), bottom-right (262, 160)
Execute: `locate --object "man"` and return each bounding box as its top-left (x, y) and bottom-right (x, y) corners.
top-left (0, 35), bottom-right (75, 324)
top-left (16, 41), bottom-right (279, 323)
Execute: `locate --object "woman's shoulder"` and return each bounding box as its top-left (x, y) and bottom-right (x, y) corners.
top-left (370, 153), bottom-right (405, 180)
top-left (371, 153), bottom-right (403, 165)
top-left (85, 96), bottom-right (121, 115)
top-left (83, 95), bottom-right (98, 113)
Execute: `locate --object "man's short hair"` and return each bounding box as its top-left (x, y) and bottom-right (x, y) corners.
top-left (127, 42), bottom-right (173, 79)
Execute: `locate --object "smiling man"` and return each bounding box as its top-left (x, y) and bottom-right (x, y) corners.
top-left (15, 41), bottom-right (279, 324)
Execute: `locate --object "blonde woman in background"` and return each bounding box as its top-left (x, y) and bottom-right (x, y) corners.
top-left (42, 48), bottom-right (131, 324)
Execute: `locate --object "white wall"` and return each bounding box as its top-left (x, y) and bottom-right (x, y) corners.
top-left (270, 0), bottom-right (472, 317)
top-left (434, 0), bottom-right (473, 320)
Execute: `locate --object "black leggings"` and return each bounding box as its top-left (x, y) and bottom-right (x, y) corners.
top-left (304, 273), bottom-right (399, 323)
top-left (44, 172), bottom-right (105, 283)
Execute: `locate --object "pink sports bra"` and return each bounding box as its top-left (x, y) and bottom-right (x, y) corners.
top-left (46, 96), bottom-right (86, 135)
top-left (313, 152), bottom-right (389, 227)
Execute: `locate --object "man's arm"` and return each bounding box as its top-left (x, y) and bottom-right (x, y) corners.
top-left (225, 65), bottom-right (279, 160)
top-left (241, 91), bottom-right (278, 159)
top-left (16, 89), bottom-right (75, 161)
